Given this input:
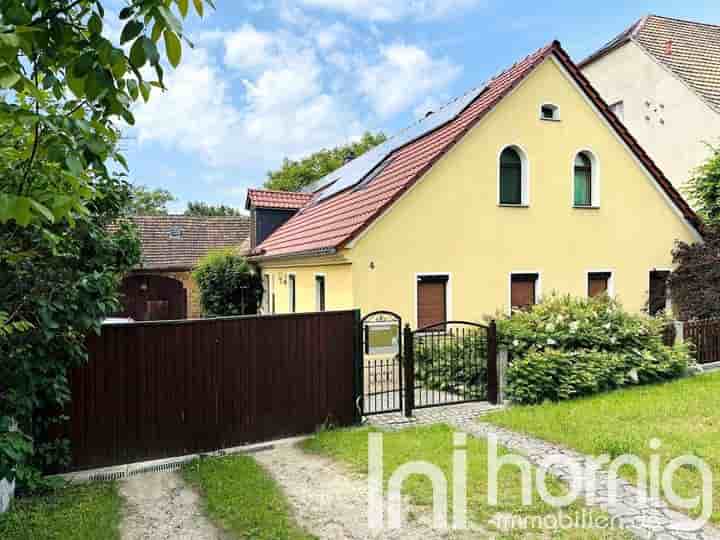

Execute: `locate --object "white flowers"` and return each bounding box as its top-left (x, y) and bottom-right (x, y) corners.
top-left (604, 323), bottom-right (612, 330)
top-left (569, 321), bottom-right (579, 333)
top-left (545, 323), bottom-right (556, 332)
top-left (547, 338), bottom-right (557, 346)
top-left (610, 336), bottom-right (617, 344)
top-left (627, 368), bottom-right (639, 383)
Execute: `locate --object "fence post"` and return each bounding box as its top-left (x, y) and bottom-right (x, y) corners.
top-left (352, 310), bottom-right (364, 423)
top-left (497, 349), bottom-right (509, 405)
top-left (403, 324), bottom-right (414, 418)
top-left (487, 320), bottom-right (499, 405)
top-left (673, 320), bottom-right (685, 346)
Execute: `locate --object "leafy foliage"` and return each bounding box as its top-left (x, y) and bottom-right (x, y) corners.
top-left (497, 295), bottom-right (692, 404)
top-left (193, 249), bottom-right (262, 317)
top-left (684, 144), bottom-right (720, 226)
top-left (0, 0), bottom-right (213, 227)
top-left (126, 184), bottom-right (176, 215)
top-left (414, 330), bottom-right (488, 399)
top-left (1, 176), bottom-right (141, 489)
top-left (184, 201), bottom-right (242, 217)
top-left (669, 227), bottom-right (720, 320)
top-left (263, 132), bottom-right (387, 192)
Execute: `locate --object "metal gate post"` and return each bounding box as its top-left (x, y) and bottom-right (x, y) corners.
top-left (403, 324), bottom-right (414, 417)
top-left (352, 310), bottom-right (364, 422)
top-left (487, 320), bottom-right (499, 405)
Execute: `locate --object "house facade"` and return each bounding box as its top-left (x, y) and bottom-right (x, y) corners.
top-left (248, 41), bottom-right (702, 329)
top-left (115, 215), bottom-right (250, 320)
top-left (579, 15), bottom-right (720, 190)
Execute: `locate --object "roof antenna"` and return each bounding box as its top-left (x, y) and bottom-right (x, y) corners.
top-left (425, 110), bottom-right (434, 118)
top-left (343, 151), bottom-right (355, 165)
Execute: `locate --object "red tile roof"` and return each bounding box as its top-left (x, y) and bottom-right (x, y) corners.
top-left (252, 41), bottom-right (701, 259)
top-left (245, 189), bottom-right (314, 210)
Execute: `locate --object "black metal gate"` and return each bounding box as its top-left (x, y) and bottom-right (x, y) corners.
top-left (403, 320), bottom-right (498, 416)
top-left (357, 311), bottom-right (403, 415)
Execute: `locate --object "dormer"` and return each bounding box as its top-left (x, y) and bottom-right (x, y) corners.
top-left (245, 189), bottom-right (313, 249)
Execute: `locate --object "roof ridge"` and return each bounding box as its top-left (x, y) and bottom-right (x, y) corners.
top-left (247, 188), bottom-right (313, 195)
top-left (645, 13), bottom-right (720, 30)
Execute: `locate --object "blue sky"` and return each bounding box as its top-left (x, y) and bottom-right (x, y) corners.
top-left (115, 1), bottom-right (720, 213)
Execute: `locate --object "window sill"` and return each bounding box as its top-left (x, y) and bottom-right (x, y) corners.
top-left (573, 205), bottom-right (600, 210)
top-left (540, 117), bottom-right (561, 122)
top-left (498, 203), bottom-right (529, 208)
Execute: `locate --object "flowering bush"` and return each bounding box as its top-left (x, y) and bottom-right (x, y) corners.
top-left (497, 295), bottom-right (692, 404)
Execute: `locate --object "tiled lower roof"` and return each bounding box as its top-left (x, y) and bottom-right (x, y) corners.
top-left (252, 41), bottom-right (701, 259)
top-left (113, 215), bottom-right (251, 270)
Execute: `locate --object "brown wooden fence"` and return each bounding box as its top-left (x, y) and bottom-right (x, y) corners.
top-left (64, 310), bottom-right (360, 471)
top-left (684, 319), bottom-right (720, 365)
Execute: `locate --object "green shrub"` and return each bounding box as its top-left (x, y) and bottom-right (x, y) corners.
top-left (193, 249), bottom-right (263, 317)
top-left (498, 295), bottom-right (692, 405)
top-left (414, 330), bottom-right (488, 399)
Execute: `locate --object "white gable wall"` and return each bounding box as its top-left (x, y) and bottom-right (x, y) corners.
top-left (582, 40), bottom-right (720, 191)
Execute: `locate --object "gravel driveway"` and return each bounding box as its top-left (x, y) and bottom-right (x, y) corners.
top-left (120, 471), bottom-right (227, 540)
top-left (255, 444), bottom-right (485, 539)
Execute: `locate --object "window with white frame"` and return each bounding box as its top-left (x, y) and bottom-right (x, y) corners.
top-left (315, 275), bottom-right (326, 312)
top-left (573, 151), bottom-right (599, 207)
top-left (499, 146), bottom-right (529, 206)
top-left (288, 274), bottom-right (296, 313)
top-left (540, 103), bottom-right (560, 121)
top-left (262, 274), bottom-right (271, 314)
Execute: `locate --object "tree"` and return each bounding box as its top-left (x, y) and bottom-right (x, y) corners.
top-left (185, 201), bottom-right (242, 217)
top-left (264, 132), bottom-right (387, 192)
top-left (0, 0), bottom-right (214, 227)
top-left (128, 185), bottom-right (176, 215)
top-left (669, 228), bottom-right (720, 320)
top-left (0, 0), bottom-right (213, 489)
top-left (193, 249), bottom-right (263, 317)
top-left (1, 174), bottom-right (141, 490)
top-left (684, 144), bottom-right (720, 226)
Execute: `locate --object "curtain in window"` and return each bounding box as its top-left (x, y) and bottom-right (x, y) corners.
top-left (574, 153), bottom-right (592, 206)
top-left (500, 148), bottom-right (522, 204)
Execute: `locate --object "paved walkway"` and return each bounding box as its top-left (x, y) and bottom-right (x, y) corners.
top-left (368, 402), bottom-right (720, 540)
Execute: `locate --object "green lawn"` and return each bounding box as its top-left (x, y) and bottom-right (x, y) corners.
top-left (304, 424), bottom-right (630, 539)
top-left (0, 482), bottom-right (121, 540)
top-left (182, 455), bottom-right (315, 540)
top-left (485, 372), bottom-right (720, 523)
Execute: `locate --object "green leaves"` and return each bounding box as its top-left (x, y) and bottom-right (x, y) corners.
top-left (193, 0), bottom-right (205, 17)
top-left (120, 20), bottom-right (144, 44)
top-left (164, 30), bottom-right (182, 67)
top-left (88, 13), bottom-right (103, 35)
top-left (0, 66), bottom-right (21, 88)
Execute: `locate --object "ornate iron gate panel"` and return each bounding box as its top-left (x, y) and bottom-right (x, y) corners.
top-left (359, 311), bottom-right (403, 415)
top-left (404, 321), bottom-right (497, 415)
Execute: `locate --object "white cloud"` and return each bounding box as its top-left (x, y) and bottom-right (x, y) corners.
top-left (224, 24), bottom-right (276, 69)
top-left (315, 22), bottom-right (350, 49)
top-left (298, 0), bottom-right (484, 21)
top-left (359, 43), bottom-right (461, 117)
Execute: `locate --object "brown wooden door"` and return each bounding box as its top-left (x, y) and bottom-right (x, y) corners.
top-left (649, 271), bottom-right (670, 315)
top-left (511, 274), bottom-right (537, 311)
top-left (417, 278), bottom-right (447, 329)
top-left (118, 275), bottom-right (187, 321)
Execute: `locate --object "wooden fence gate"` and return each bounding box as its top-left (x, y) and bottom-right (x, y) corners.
top-left (63, 310), bottom-right (360, 471)
top-left (683, 319), bottom-right (720, 365)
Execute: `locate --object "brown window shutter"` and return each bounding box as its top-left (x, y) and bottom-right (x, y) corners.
top-left (511, 274), bottom-right (537, 311)
top-left (588, 272), bottom-right (611, 298)
top-left (417, 278), bottom-right (447, 329)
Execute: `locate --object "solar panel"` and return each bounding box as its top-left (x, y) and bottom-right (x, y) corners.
top-left (304, 83), bottom-right (489, 203)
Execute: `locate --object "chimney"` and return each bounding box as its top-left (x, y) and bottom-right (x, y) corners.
top-left (665, 39), bottom-right (673, 55)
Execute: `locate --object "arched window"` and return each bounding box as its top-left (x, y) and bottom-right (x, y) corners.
top-left (499, 147), bottom-right (523, 205)
top-left (574, 152), bottom-right (593, 207)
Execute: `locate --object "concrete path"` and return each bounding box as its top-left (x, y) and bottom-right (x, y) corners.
top-left (120, 471), bottom-right (226, 540)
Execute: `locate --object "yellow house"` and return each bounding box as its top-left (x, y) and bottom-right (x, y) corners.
top-left (247, 41), bottom-right (702, 329)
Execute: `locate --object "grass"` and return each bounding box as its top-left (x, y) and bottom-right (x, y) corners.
top-left (182, 454), bottom-right (315, 540)
top-left (0, 482), bottom-right (121, 540)
top-left (304, 424), bottom-right (630, 539)
top-left (485, 372), bottom-right (720, 524)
